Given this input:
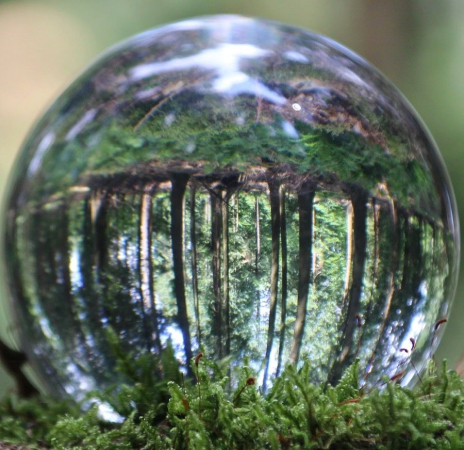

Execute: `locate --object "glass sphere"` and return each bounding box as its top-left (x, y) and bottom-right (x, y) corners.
top-left (1, 15), bottom-right (459, 397)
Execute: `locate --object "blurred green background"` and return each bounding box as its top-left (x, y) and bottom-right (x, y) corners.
top-left (1, 0), bottom-right (463, 394)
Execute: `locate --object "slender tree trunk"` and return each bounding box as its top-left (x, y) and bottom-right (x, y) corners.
top-left (190, 186), bottom-right (201, 347)
top-left (355, 199), bottom-right (380, 357)
top-left (222, 189), bottom-right (231, 356)
top-left (255, 196), bottom-right (261, 275)
top-left (341, 202), bottom-right (353, 312)
top-left (312, 203), bottom-right (317, 278)
top-left (368, 199), bottom-right (381, 311)
top-left (231, 194), bottom-right (239, 233)
top-left (204, 195), bottom-right (211, 225)
top-left (211, 192), bottom-right (223, 358)
top-left (263, 179), bottom-right (281, 388)
top-left (290, 182), bottom-right (315, 365)
top-left (170, 173), bottom-right (193, 370)
top-left (90, 191), bottom-right (113, 336)
top-left (411, 217), bottom-right (424, 293)
top-left (139, 184), bottom-right (161, 353)
top-left (138, 191), bottom-right (153, 351)
top-left (276, 188), bottom-right (288, 376)
top-left (364, 200), bottom-right (400, 369)
top-left (93, 191), bottom-right (109, 282)
top-left (255, 195), bottom-right (261, 327)
top-left (329, 187), bottom-right (368, 384)
top-left (234, 194), bottom-right (239, 233)
top-left (375, 200), bottom-right (399, 335)
top-left (366, 211), bottom-right (425, 378)
top-left (81, 198), bottom-right (103, 340)
top-left (33, 204), bottom-right (90, 374)
top-left (391, 214), bottom-right (424, 351)
top-left (56, 205), bottom-right (90, 360)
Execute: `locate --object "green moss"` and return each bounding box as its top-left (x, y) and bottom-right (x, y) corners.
top-left (1, 340), bottom-right (464, 449)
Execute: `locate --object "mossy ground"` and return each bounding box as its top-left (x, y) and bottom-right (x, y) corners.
top-left (1, 330), bottom-right (463, 449)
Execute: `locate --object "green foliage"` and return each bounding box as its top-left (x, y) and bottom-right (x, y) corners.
top-left (0, 395), bottom-right (80, 447)
top-left (89, 327), bottom-right (181, 421)
top-left (1, 343), bottom-right (464, 449)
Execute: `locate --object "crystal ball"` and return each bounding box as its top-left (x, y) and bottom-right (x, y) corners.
top-left (2, 16), bottom-right (459, 397)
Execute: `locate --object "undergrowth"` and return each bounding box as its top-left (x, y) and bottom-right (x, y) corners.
top-left (1, 329), bottom-right (464, 449)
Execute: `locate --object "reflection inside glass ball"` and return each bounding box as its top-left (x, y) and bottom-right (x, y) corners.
top-left (3, 15), bottom-right (459, 398)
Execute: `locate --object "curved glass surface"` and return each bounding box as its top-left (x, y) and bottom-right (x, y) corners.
top-left (2, 15), bottom-right (459, 397)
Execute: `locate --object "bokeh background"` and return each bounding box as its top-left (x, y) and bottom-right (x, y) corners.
top-left (1, 0), bottom-right (463, 394)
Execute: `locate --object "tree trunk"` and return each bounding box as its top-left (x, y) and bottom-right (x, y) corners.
top-left (81, 198), bottom-right (101, 331)
top-left (355, 199), bottom-right (380, 357)
top-left (93, 190), bottom-right (109, 283)
top-left (329, 187), bottom-right (368, 384)
top-left (375, 201), bottom-right (399, 337)
top-left (139, 184), bottom-right (161, 353)
top-left (190, 186), bottom-right (201, 347)
top-left (392, 214), bottom-right (424, 349)
top-left (35, 204), bottom-right (89, 372)
top-left (211, 192), bottom-right (223, 358)
top-left (290, 182), bottom-right (315, 365)
top-left (363, 200), bottom-right (400, 371)
top-left (170, 173), bottom-right (193, 370)
top-left (367, 199), bottom-right (381, 316)
top-left (58, 205), bottom-right (88, 352)
top-left (222, 189), bottom-right (231, 356)
top-left (276, 188), bottom-right (288, 376)
top-left (341, 202), bottom-right (353, 312)
top-left (263, 179), bottom-right (281, 388)
top-left (255, 195), bottom-right (261, 327)
top-left (232, 194), bottom-right (239, 233)
top-left (255, 195), bottom-right (261, 275)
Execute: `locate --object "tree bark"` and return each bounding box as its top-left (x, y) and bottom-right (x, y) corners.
top-left (232, 194), bottom-right (239, 233)
top-left (263, 178), bottom-right (280, 388)
top-left (276, 188), bottom-right (288, 376)
top-left (222, 190), bottom-right (231, 356)
top-left (290, 182), bottom-right (315, 365)
top-left (394, 215), bottom-right (424, 348)
top-left (190, 186), bottom-right (201, 347)
top-left (93, 190), bottom-right (110, 284)
top-left (367, 199), bottom-right (381, 317)
top-left (355, 199), bottom-right (380, 357)
top-left (81, 198), bottom-right (100, 329)
top-left (341, 202), bottom-right (353, 312)
top-left (255, 195), bottom-right (261, 276)
top-left (139, 184), bottom-right (161, 353)
top-left (211, 192), bottom-right (223, 358)
top-left (170, 173), bottom-right (193, 370)
top-left (57, 204), bottom-right (90, 358)
top-left (81, 197), bottom-right (113, 367)
top-left (364, 200), bottom-right (400, 372)
top-left (255, 195), bottom-right (261, 327)
top-left (329, 187), bottom-right (368, 384)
